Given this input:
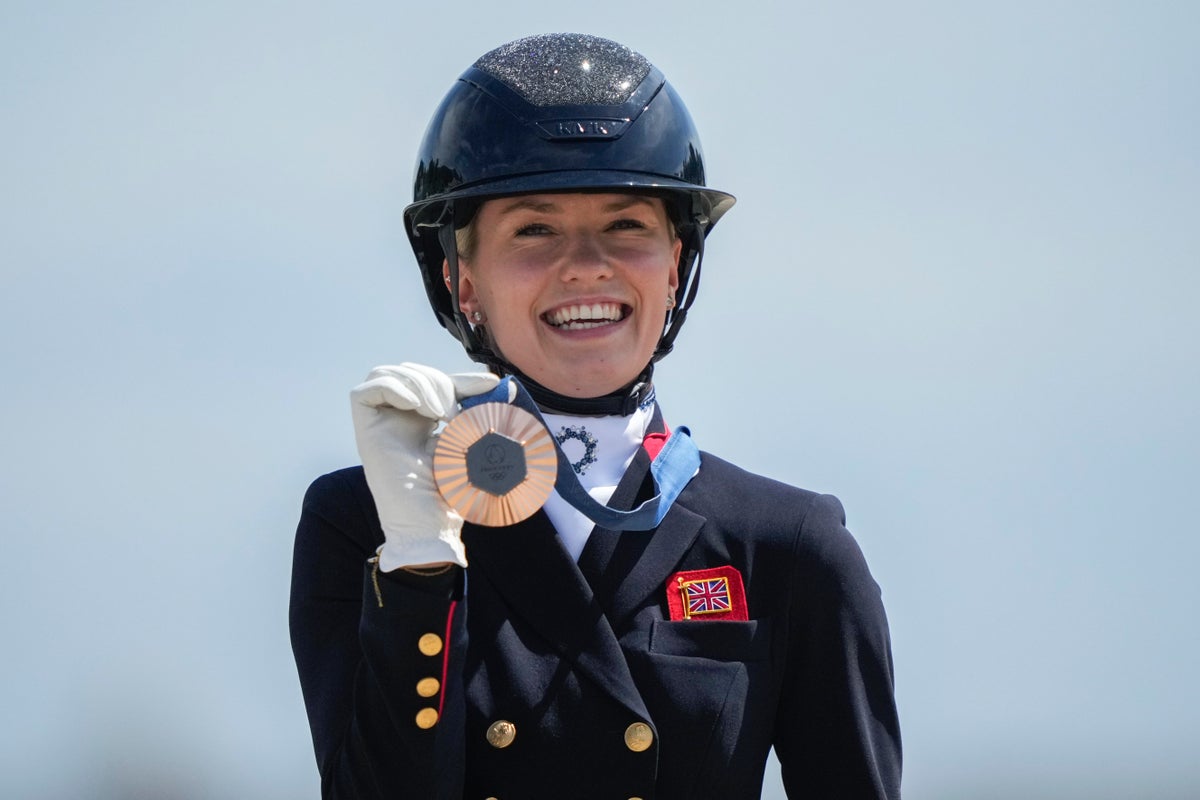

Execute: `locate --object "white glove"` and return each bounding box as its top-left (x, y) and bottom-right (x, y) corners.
top-left (350, 363), bottom-right (500, 570)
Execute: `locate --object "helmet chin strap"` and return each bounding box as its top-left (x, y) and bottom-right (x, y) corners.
top-left (655, 216), bottom-right (707, 361)
top-left (438, 222), bottom-right (490, 363)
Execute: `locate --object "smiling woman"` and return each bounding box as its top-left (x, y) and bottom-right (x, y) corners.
top-left (289, 32), bottom-right (902, 800)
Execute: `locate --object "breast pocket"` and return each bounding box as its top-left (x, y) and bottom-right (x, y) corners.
top-left (648, 617), bottom-right (772, 662)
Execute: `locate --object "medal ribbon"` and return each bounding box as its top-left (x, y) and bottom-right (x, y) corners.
top-left (462, 377), bottom-right (699, 531)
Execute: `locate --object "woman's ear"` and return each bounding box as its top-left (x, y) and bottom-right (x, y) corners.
top-left (445, 257), bottom-right (479, 315)
top-left (668, 238), bottom-right (683, 294)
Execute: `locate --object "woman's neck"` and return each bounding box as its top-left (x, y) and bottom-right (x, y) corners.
top-left (487, 359), bottom-right (655, 416)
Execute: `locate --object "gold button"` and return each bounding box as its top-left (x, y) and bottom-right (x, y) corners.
top-left (624, 722), bottom-right (653, 752)
top-left (486, 719), bottom-right (517, 749)
top-left (416, 677), bottom-right (440, 698)
top-left (418, 633), bottom-right (443, 656)
top-left (415, 707), bottom-right (439, 729)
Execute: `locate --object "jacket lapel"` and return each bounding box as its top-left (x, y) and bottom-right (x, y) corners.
top-left (604, 498), bottom-right (705, 626)
top-left (463, 514), bottom-right (650, 720)
top-left (579, 428), bottom-right (709, 628)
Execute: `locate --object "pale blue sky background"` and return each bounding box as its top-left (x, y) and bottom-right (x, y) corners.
top-left (2, 2), bottom-right (1197, 798)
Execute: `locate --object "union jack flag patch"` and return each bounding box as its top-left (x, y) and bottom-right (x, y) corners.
top-left (684, 578), bottom-right (731, 615)
top-left (666, 565), bottom-right (748, 621)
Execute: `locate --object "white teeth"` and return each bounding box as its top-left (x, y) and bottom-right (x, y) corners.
top-left (546, 302), bottom-right (623, 328)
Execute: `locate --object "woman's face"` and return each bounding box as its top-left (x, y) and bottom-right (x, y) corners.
top-left (452, 192), bottom-right (682, 398)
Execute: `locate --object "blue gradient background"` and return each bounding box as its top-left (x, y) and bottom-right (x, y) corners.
top-left (2, 2), bottom-right (1197, 797)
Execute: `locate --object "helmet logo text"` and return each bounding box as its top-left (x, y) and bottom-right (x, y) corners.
top-left (538, 119), bottom-right (627, 140)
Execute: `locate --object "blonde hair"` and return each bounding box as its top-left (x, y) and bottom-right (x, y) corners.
top-left (454, 223), bottom-right (477, 262)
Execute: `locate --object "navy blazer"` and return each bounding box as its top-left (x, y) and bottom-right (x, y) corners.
top-left (290, 444), bottom-right (901, 799)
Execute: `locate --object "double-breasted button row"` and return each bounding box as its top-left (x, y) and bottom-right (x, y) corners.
top-left (414, 632), bottom-right (444, 729)
top-left (478, 718), bottom-right (650, 751)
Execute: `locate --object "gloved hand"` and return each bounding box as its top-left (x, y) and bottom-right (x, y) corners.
top-left (350, 363), bottom-right (500, 570)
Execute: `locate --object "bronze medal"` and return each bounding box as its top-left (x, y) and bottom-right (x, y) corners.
top-left (433, 402), bottom-right (557, 527)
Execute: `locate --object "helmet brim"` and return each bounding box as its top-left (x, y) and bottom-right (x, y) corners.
top-left (404, 169), bottom-right (735, 233)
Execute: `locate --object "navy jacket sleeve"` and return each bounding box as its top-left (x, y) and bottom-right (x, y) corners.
top-left (773, 493), bottom-right (902, 798)
top-left (289, 468), bottom-right (467, 800)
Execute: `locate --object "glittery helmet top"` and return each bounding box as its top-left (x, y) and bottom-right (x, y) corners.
top-left (472, 33), bottom-right (651, 108)
top-left (404, 33), bottom-right (735, 367)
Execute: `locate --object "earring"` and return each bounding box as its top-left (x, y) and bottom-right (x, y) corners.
top-left (666, 294), bottom-right (677, 309)
top-left (471, 310), bottom-right (486, 324)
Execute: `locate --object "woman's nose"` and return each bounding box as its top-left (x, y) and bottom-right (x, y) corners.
top-left (558, 233), bottom-right (613, 281)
